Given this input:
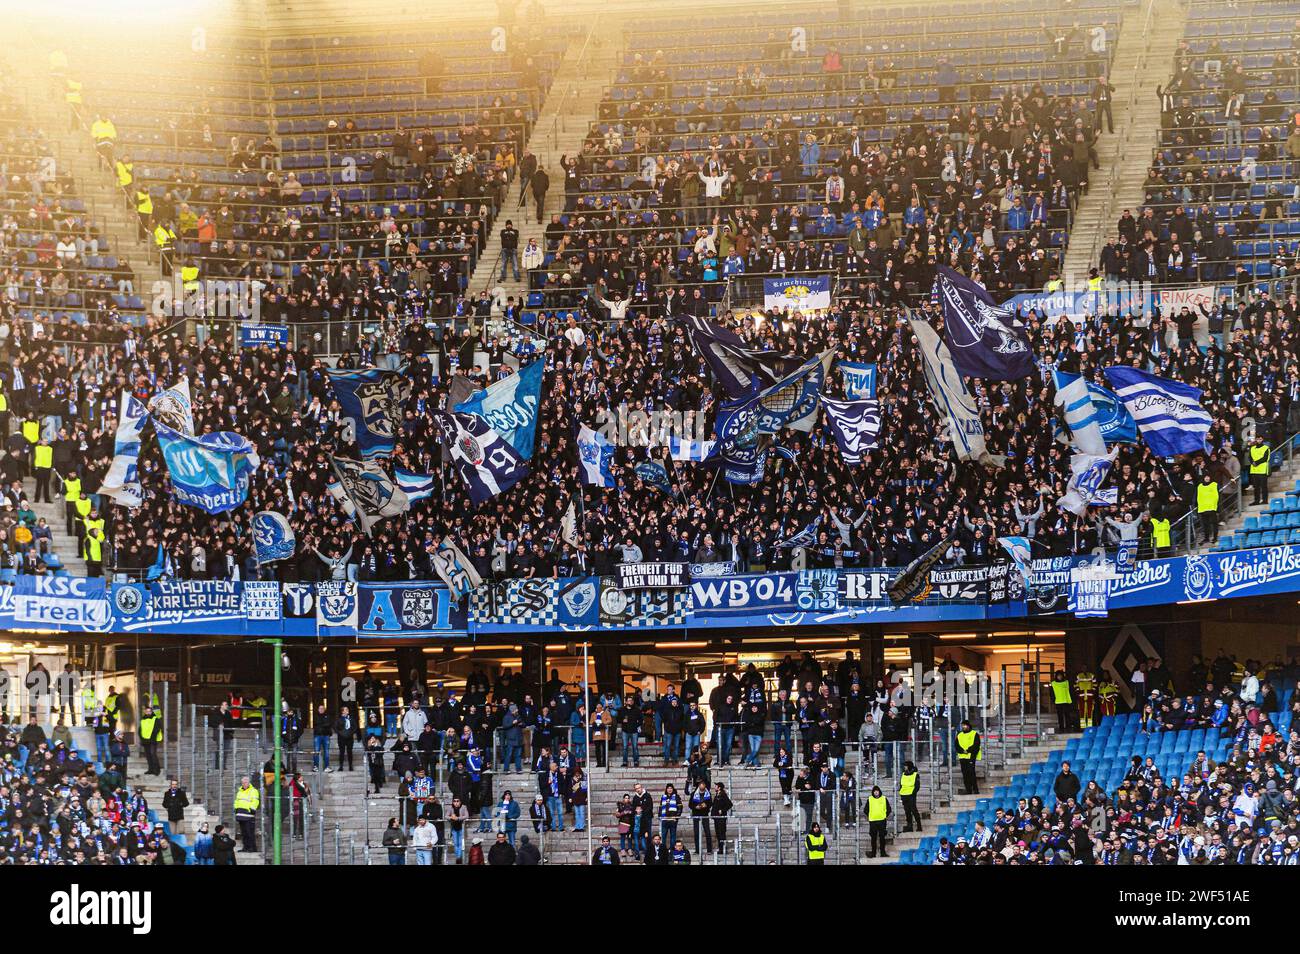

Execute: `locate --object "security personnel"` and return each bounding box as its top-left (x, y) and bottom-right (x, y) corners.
top-left (180, 262), bottom-right (201, 292)
top-left (1249, 434), bottom-right (1272, 505)
top-left (1087, 268), bottom-right (1104, 292)
top-left (1074, 670), bottom-right (1097, 729)
top-left (0, 386), bottom-right (10, 447)
top-left (1197, 473), bottom-right (1220, 545)
top-left (1098, 677), bottom-right (1119, 719)
top-left (104, 685), bottom-right (121, 727)
top-left (1150, 512), bottom-right (1171, 558)
top-left (73, 494), bottom-right (93, 542)
top-left (138, 705), bottom-right (163, 776)
top-left (866, 784), bottom-right (891, 857)
top-left (153, 221), bottom-right (177, 275)
top-left (804, 821), bottom-right (827, 865)
top-left (898, 760), bottom-right (923, 832)
top-left (135, 187), bottom-right (153, 233)
top-left (116, 157), bottom-right (134, 189)
top-left (1050, 669), bottom-right (1075, 733)
top-left (32, 438), bottom-right (53, 503)
top-left (80, 681), bottom-right (98, 726)
top-left (91, 114), bottom-right (117, 166)
top-left (955, 720), bottom-right (981, 795)
top-left (21, 414), bottom-right (40, 470)
top-left (84, 525), bottom-right (106, 577)
top-left (233, 776), bottom-right (261, 852)
top-left (60, 472), bottom-right (81, 534)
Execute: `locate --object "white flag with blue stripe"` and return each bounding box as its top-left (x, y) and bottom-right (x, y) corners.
top-left (1052, 369), bottom-right (1107, 457)
top-left (1102, 366), bottom-right (1211, 457)
top-left (394, 468), bottom-right (436, 504)
top-left (668, 435), bottom-right (716, 462)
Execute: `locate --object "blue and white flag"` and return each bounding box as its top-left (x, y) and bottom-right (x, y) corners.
top-left (430, 538), bottom-right (482, 606)
top-left (438, 411), bottom-right (527, 505)
top-left (634, 459), bottom-right (674, 495)
top-left (99, 390), bottom-right (148, 508)
top-left (910, 315), bottom-right (995, 465)
top-left (715, 433), bottom-right (771, 485)
top-left (668, 435), bottom-right (716, 462)
top-left (154, 423), bottom-right (259, 514)
top-left (763, 274), bottom-right (832, 312)
top-left (1069, 577), bottom-right (1110, 617)
top-left (252, 511), bottom-right (296, 565)
top-left (1052, 369), bottom-right (1107, 457)
top-left (1102, 366), bottom-right (1212, 457)
top-left (679, 314), bottom-right (802, 400)
top-left (998, 535), bottom-right (1033, 580)
top-left (1058, 450), bottom-right (1116, 516)
top-left (148, 377), bottom-right (195, 435)
top-left (715, 349), bottom-right (835, 451)
top-left (327, 367), bottom-right (412, 459)
top-left (454, 358), bottom-right (544, 460)
top-left (329, 456), bottom-right (410, 534)
top-left (394, 468), bottom-right (436, 504)
top-left (934, 266), bottom-right (1034, 380)
top-left (775, 515), bottom-right (821, 549)
top-left (1052, 371), bottom-right (1137, 447)
top-left (822, 397), bottom-right (882, 465)
top-left (577, 424), bottom-right (616, 488)
top-left (838, 361), bottom-right (878, 399)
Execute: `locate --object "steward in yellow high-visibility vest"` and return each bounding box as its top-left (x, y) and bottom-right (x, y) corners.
top-left (899, 761), bottom-right (922, 832)
top-left (804, 822), bottom-right (827, 864)
top-left (1087, 269), bottom-right (1104, 291)
top-left (32, 439), bottom-right (54, 503)
top-left (866, 785), bottom-right (891, 857)
top-left (1249, 436), bottom-right (1272, 506)
top-left (116, 159), bottom-right (133, 188)
top-left (956, 721), bottom-right (981, 795)
top-left (181, 263), bottom-right (201, 291)
top-left (21, 416), bottom-right (40, 446)
top-left (1051, 669), bottom-right (1076, 733)
top-left (64, 78), bottom-right (82, 106)
top-left (136, 189), bottom-right (152, 217)
top-left (1197, 474), bottom-right (1220, 546)
top-left (153, 223), bottom-right (175, 251)
top-left (85, 526), bottom-right (106, 576)
top-left (1150, 515), bottom-right (1171, 553)
top-left (91, 116), bottom-right (117, 146)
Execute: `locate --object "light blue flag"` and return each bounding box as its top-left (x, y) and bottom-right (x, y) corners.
top-left (998, 535), bottom-right (1033, 581)
top-left (253, 511), bottom-right (295, 564)
top-left (1103, 366), bottom-right (1212, 457)
top-left (100, 390), bottom-right (148, 508)
top-left (154, 422), bottom-right (259, 514)
top-left (454, 358), bottom-right (544, 460)
top-left (838, 361), bottom-right (878, 399)
top-left (577, 424), bottom-right (616, 488)
top-left (394, 467), bottom-right (436, 504)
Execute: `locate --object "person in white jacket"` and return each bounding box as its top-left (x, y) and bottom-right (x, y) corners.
top-left (401, 701), bottom-right (428, 742)
top-left (521, 238), bottom-right (544, 272)
top-left (411, 816), bottom-right (439, 865)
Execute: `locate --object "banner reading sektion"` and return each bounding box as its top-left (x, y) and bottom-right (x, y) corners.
top-left (616, 562), bottom-right (689, 590)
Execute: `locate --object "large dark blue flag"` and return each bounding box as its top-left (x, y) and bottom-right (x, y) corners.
top-left (437, 411), bottom-right (528, 505)
top-left (679, 314), bottom-right (803, 400)
top-left (934, 266), bottom-right (1035, 380)
top-left (327, 367), bottom-right (411, 459)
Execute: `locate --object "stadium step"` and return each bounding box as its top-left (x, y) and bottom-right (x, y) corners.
top-left (20, 475), bottom-right (89, 576)
top-left (1062, 0), bottom-right (1190, 285)
top-left (467, 20), bottom-right (627, 325)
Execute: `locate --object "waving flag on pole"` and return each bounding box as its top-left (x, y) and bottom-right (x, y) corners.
top-left (775, 515), bottom-right (821, 549)
top-left (1052, 369), bottom-right (1107, 457)
top-left (1058, 450), bottom-right (1118, 516)
top-left (1102, 366), bottom-right (1212, 456)
top-left (149, 377), bottom-right (195, 436)
top-left (822, 397), bottom-right (882, 464)
top-left (252, 512), bottom-right (296, 564)
top-left (668, 435), bottom-right (716, 462)
top-left (394, 467), bottom-right (436, 504)
top-left (327, 367), bottom-right (411, 459)
top-left (634, 459), bottom-right (674, 495)
top-left (998, 535), bottom-right (1033, 581)
top-left (453, 358), bottom-right (544, 460)
top-left (577, 424), bottom-right (616, 488)
top-left (909, 314), bottom-right (1000, 467)
top-left (934, 266), bottom-right (1034, 379)
top-left (437, 411), bottom-right (527, 505)
top-left (329, 456), bottom-right (410, 533)
top-left (154, 423), bottom-right (259, 514)
top-left (1052, 371), bottom-right (1137, 447)
top-left (100, 390), bottom-right (148, 508)
top-left (679, 314), bottom-right (802, 399)
top-left (430, 538), bottom-right (482, 606)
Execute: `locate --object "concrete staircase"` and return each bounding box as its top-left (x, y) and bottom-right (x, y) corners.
top-left (1062, 0), bottom-right (1188, 285)
top-left (1201, 455), bottom-right (1300, 551)
top-left (861, 730), bottom-right (1081, 865)
top-left (22, 475), bottom-right (87, 576)
top-left (2, 26), bottom-right (162, 297)
top-left (467, 23), bottom-right (625, 313)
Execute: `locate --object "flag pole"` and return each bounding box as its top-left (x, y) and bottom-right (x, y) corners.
top-left (582, 639), bottom-right (592, 864)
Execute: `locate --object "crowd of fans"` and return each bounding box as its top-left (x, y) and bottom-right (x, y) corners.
top-left (935, 657), bottom-right (1300, 865)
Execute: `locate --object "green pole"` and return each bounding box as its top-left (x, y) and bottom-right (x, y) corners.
top-left (272, 638), bottom-right (283, 866)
